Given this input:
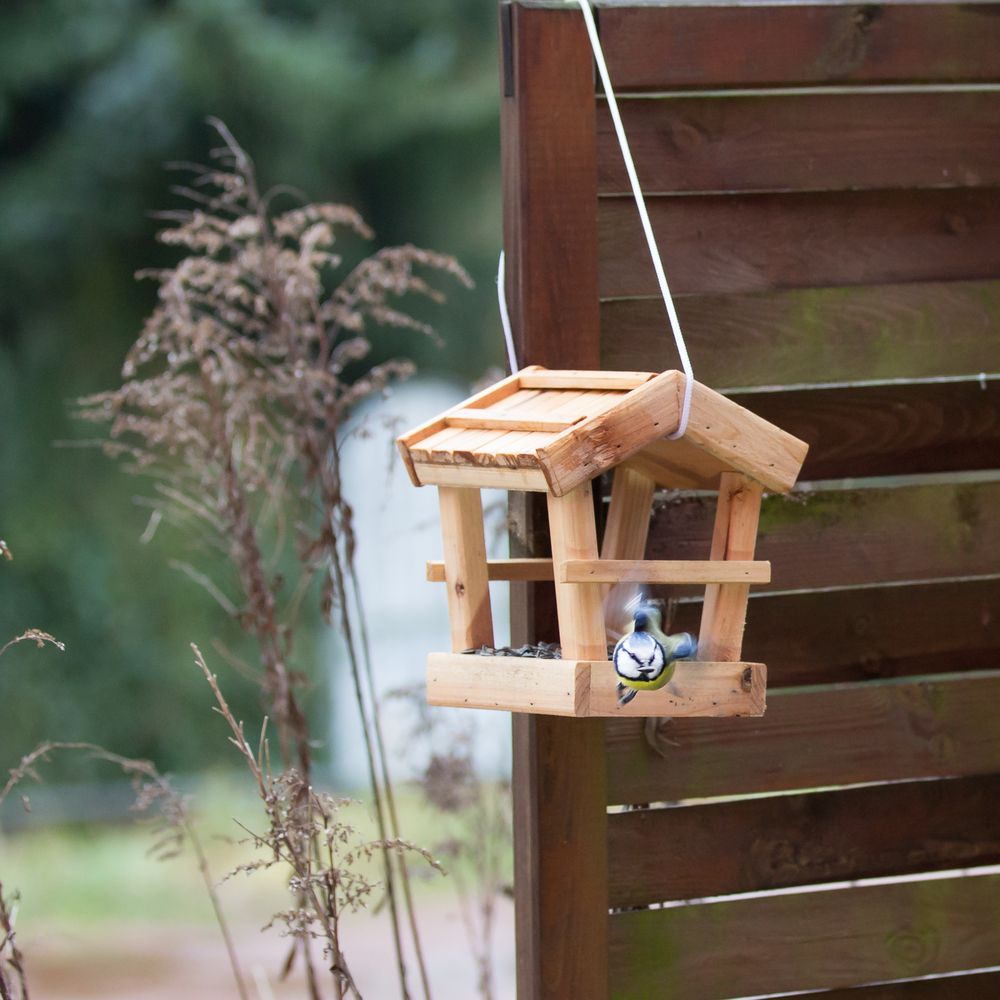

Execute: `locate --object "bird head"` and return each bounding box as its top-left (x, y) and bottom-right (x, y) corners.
top-left (633, 602), bottom-right (663, 633)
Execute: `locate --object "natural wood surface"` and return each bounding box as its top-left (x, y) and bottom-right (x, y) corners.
top-left (608, 773), bottom-right (1000, 908)
top-left (606, 670), bottom-right (1000, 805)
top-left (601, 467), bottom-right (654, 562)
top-left (411, 460), bottom-right (548, 491)
top-left (679, 380), bottom-right (809, 492)
top-left (589, 660), bottom-right (765, 718)
top-left (396, 367), bottom-right (532, 485)
top-left (437, 487), bottom-right (493, 652)
top-left (599, 465), bottom-right (655, 631)
top-left (618, 384), bottom-right (812, 494)
top-left (426, 653), bottom-right (587, 716)
top-left (444, 409), bottom-right (576, 433)
top-left (698, 474), bottom-right (763, 661)
top-left (598, 188), bottom-right (1000, 298)
top-left (561, 558), bottom-right (770, 585)
top-left (598, 3), bottom-right (1000, 90)
top-left (647, 479), bottom-right (1000, 595)
top-left (671, 576), bottom-right (1000, 687)
top-left (518, 369), bottom-right (653, 391)
top-left (502, 4), bottom-right (599, 371)
top-left (547, 482), bottom-right (607, 660)
top-left (425, 655), bottom-right (765, 718)
top-left (742, 378), bottom-right (1000, 482)
top-left (426, 558), bottom-right (554, 583)
top-left (802, 969), bottom-right (1000, 998)
top-left (600, 280), bottom-right (1000, 388)
top-left (608, 872), bottom-right (1000, 1000)
top-left (597, 91), bottom-right (1000, 195)
top-left (536, 370), bottom-right (683, 496)
top-left (501, 6), bottom-right (607, 997)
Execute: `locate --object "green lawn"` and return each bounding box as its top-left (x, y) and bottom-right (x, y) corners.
top-left (2, 773), bottom-right (508, 929)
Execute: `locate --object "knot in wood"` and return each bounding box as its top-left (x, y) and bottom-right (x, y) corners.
top-left (885, 925), bottom-right (941, 973)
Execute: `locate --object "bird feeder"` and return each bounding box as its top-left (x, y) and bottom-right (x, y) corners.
top-left (397, 366), bottom-right (808, 718)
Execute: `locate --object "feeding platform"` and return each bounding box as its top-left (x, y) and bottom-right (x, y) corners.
top-left (397, 366), bottom-right (808, 718)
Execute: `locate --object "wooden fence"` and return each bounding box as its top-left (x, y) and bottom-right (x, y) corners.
top-left (500, 1), bottom-right (1000, 997)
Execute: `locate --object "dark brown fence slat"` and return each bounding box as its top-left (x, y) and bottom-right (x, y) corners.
top-left (599, 3), bottom-right (1000, 90)
top-left (740, 380), bottom-right (1000, 481)
top-left (647, 479), bottom-right (1000, 595)
top-left (668, 577), bottom-right (1000, 687)
top-left (606, 671), bottom-right (1000, 804)
top-left (598, 91), bottom-right (1000, 195)
top-left (600, 280), bottom-right (1000, 387)
top-left (608, 872), bottom-right (1000, 1000)
top-left (803, 970), bottom-right (1000, 997)
top-left (608, 774), bottom-right (1000, 907)
top-left (598, 188), bottom-right (1000, 297)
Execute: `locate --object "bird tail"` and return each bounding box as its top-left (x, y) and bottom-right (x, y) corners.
top-left (617, 683), bottom-right (638, 707)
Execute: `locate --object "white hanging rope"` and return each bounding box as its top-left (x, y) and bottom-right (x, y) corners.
top-left (497, 250), bottom-right (519, 374)
top-left (575, 0), bottom-right (693, 439)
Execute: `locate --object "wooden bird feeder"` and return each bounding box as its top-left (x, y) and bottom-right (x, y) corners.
top-left (397, 366), bottom-right (808, 718)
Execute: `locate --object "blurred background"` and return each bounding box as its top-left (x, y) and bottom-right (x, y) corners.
top-left (0, 0), bottom-right (514, 995)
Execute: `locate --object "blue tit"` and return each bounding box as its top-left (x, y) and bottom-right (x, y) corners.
top-left (612, 603), bottom-right (697, 706)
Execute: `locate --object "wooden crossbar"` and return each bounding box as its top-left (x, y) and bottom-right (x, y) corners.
top-left (560, 558), bottom-right (771, 585)
top-left (426, 558), bottom-right (555, 582)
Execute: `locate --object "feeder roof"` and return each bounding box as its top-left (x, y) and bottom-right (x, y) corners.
top-left (397, 367), bottom-right (808, 496)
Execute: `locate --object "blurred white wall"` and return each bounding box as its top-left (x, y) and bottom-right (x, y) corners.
top-left (327, 377), bottom-right (512, 788)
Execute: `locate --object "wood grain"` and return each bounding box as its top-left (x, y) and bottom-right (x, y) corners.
top-left (503, 4), bottom-right (599, 372)
top-left (668, 575), bottom-right (1000, 687)
top-left (547, 482), bottom-right (607, 660)
top-left (599, 3), bottom-right (1000, 90)
top-left (536, 369), bottom-right (682, 496)
top-left (426, 558), bottom-right (554, 583)
top-left (647, 478), bottom-right (1000, 594)
top-left (560, 558), bottom-right (770, 585)
top-left (733, 379), bottom-right (1000, 483)
top-left (426, 653), bottom-right (587, 716)
top-left (502, 6), bottom-right (607, 996)
top-left (598, 188), bottom-right (1000, 298)
top-left (589, 660), bottom-right (765, 719)
top-left (608, 872), bottom-right (1000, 999)
top-left (697, 473), bottom-right (762, 661)
top-left (608, 774), bottom-right (1000, 907)
top-left (800, 970), bottom-right (1000, 998)
top-left (606, 670), bottom-right (1000, 805)
top-left (599, 279), bottom-right (1000, 387)
top-left (437, 487), bottom-right (494, 652)
top-left (597, 91), bottom-right (1000, 195)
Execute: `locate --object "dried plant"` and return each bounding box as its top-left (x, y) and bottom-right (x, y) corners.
top-left (195, 645), bottom-right (441, 1000)
top-left (76, 119), bottom-right (470, 997)
top-left (0, 883), bottom-right (28, 1000)
top-left (390, 688), bottom-right (512, 1000)
top-left (0, 740), bottom-right (250, 1000)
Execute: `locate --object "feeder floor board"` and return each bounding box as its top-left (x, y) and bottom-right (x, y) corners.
top-left (426, 653), bottom-right (766, 718)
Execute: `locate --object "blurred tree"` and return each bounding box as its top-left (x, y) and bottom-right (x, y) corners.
top-left (0, 0), bottom-right (502, 779)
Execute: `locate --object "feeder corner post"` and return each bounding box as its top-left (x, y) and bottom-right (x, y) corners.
top-left (698, 471), bottom-right (764, 662)
top-left (547, 480), bottom-right (606, 661)
top-left (437, 485), bottom-right (494, 652)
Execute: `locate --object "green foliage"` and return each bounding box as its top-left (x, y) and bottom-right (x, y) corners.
top-left (0, 0), bottom-right (501, 777)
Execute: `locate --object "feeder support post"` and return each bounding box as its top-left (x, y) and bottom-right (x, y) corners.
top-left (438, 486), bottom-right (494, 652)
top-left (600, 466), bottom-right (656, 611)
top-left (698, 472), bottom-right (763, 661)
top-left (547, 480), bottom-right (606, 660)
